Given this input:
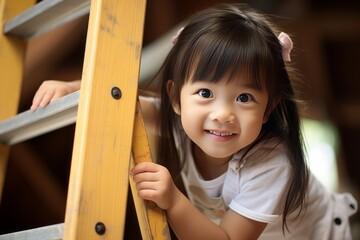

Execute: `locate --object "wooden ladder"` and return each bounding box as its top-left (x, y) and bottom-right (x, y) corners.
top-left (0, 0), bottom-right (171, 239)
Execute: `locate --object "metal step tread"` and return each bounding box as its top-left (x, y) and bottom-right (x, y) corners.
top-left (3, 0), bottom-right (90, 39)
top-left (0, 91), bottom-right (79, 145)
top-left (0, 223), bottom-right (63, 240)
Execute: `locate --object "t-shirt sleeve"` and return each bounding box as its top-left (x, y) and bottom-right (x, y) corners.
top-left (228, 153), bottom-right (291, 223)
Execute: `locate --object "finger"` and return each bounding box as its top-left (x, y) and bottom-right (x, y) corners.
top-left (131, 162), bottom-right (160, 175)
top-left (39, 91), bottom-right (56, 107)
top-left (51, 91), bottom-right (67, 102)
top-left (135, 181), bottom-right (158, 191)
top-left (30, 103), bottom-right (39, 111)
top-left (132, 172), bottom-right (159, 183)
top-left (137, 189), bottom-right (157, 201)
top-left (31, 88), bottom-right (47, 110)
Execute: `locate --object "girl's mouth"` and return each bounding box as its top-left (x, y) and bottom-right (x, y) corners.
top-left (207, 130), bottom-right (236, 137)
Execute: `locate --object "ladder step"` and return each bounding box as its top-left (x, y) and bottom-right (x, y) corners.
top-left (0, 91), bottom-right (79, 145)
top-left (0, 223), bottom-right (63, 240)
top-left (3, 0), bottom-right (90, 39)
top-left (0, 23), bottom-right (180, 145)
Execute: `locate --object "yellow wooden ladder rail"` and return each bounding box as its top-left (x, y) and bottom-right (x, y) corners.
top-left (0, 0), bottom-right (35, 202)
top-left (0, 0), bottom-right (171, 239)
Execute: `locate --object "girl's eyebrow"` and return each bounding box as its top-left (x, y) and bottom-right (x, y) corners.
top-left (236, 76), bottom-right (264, 91)
top-left (221, 77), bottom-right (262, 91)
top-left (192, 80), bottom-right (264, 94)
top-left (190, 74), bottom-right (264, 91)
top-left (240, 82), bottom-right (262, 91)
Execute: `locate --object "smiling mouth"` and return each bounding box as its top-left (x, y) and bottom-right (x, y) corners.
top-left (208, 130), bottom-right (237, 137)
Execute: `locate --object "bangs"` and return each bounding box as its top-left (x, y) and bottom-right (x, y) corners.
top-left (164, 4), bottom-right (284, 108)
top-left (184, 27), bottom-right (274, 91)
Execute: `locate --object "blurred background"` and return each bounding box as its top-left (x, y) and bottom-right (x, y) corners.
top-left (0, 0), bottom-right (359, 238)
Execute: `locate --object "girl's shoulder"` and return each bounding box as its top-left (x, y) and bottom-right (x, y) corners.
top-left (224, 139), bottom-right (294, 223)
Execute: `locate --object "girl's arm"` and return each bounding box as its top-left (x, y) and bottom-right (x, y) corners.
top-left (131, 162), bottom-right (267, 240)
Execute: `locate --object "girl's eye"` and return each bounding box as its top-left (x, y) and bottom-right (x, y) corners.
top-left (236, 93), bottom-right (253, 103)
top-left (198, 89), bottom-right (213, 98)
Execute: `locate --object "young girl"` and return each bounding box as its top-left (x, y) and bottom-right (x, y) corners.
top-left (31, 3), bottom-right (357, 239)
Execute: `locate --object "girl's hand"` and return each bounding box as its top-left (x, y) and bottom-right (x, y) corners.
top-left (131, 162), bottom-right (180, 210)
top-left (31, 80), bottom-right (81, 110)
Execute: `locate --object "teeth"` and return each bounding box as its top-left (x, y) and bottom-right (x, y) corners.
top-left (209, 130), bottom-right (234, 136)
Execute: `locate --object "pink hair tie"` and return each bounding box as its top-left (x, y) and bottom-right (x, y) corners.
top-left (278, 32), bottom-right (293, 62)
top-left (171, 27), bottom-right (184, 44)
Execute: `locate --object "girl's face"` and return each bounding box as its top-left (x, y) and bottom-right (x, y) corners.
top-left (171, 76), bottom-right (269, 160)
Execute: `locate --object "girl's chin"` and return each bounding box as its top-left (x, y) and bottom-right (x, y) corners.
top-left (201, 149), bottom-right (235, 160)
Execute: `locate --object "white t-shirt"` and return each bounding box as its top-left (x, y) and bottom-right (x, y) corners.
top-left (179, 136), bottom-right (358, 239)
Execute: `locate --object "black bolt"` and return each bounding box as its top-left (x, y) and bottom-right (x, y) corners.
top-left (111, 87), bottom-right (122, 100)
top-left (334, 217), bottom-right (342, 225)
top-left (95, 222), bottom-right (106, 235)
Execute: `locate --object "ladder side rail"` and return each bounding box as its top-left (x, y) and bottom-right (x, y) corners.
top-left (0, 0), bottom-right (37, 201)
top-left (130, 100), bottom-right (171, 239)
top-left (63, 0), bottom-right (148, 238)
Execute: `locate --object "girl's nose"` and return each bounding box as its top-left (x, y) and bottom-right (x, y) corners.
top-left (209, 105), bottom-right (236, 123)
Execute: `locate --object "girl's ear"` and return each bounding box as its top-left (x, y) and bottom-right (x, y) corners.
top-left (263, 112), bottom-right (272, 124)
top-left (166, 80), bottom-right (181, 115)
top-left (263, 113), bottom-right (269, 124)
top-left (263, 97), bottom-right (280, 124)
